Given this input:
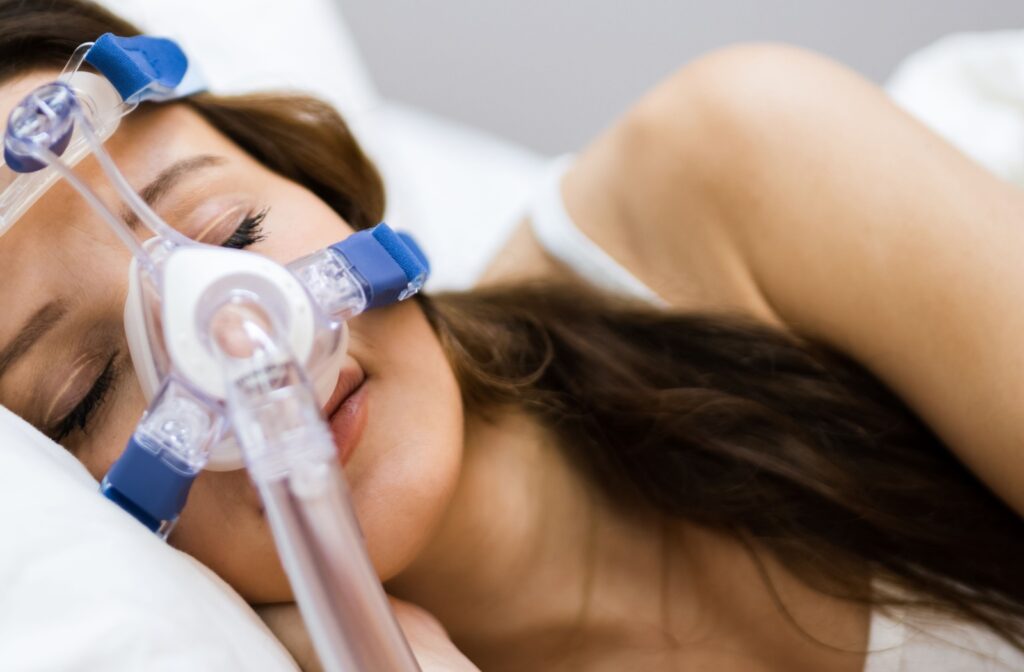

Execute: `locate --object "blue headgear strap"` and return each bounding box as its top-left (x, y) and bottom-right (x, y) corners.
top-left (84, 33), bottom-right (206, 103)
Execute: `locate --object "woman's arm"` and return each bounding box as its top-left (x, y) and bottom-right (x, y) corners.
top-left (563, 44), bottom-right (1024, 517)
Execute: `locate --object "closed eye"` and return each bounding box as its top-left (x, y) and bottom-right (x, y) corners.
top-left (49, 353), bottom-right (118, 443)
top-left (220, 207), bottom-right (269, 250)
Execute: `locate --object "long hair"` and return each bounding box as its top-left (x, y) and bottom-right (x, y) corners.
top-left (422, 283), bottom-right (1024, 649)
top-left (5, 0), bottom-right (1024, 652)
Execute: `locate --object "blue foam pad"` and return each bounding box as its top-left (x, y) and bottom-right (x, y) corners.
top-left (84, 33), bottom-right (189, 101)
top-left (330, 223), bottom-right (430, 310)
top-left (371, 224), bottom-right (428, 282)
top-left (397, 231), bottom-right (431, 276)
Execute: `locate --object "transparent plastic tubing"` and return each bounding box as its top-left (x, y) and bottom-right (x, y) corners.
top-left (211, 299), bottom-right (419, 672)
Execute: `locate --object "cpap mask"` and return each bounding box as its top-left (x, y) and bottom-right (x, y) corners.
top-left (3, 34), bottom-right (422, 671)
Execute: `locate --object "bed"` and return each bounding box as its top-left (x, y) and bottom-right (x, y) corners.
top-left (1, 1), bottom-right (1020, 667)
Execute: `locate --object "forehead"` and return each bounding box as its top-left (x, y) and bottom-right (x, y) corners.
top-left (1, 68), bottom-right (247, 178)
top-left (0, 68), bottom-right (255, 329)
top-left (0, 70), bottom-right (63, 121)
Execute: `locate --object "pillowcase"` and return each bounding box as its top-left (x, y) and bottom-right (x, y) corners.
top-left (96, 0), bottom-right (381, 118)
top-left (0, 406), bottom-right (298, 670)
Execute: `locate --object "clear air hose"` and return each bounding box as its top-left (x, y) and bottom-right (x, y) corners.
top-left (210, 300), bottom-right (420, 672)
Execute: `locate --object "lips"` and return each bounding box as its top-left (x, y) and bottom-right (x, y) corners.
top-left (322, 361), bottom-right (369, 466)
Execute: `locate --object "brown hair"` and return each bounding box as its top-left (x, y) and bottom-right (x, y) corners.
top-left (423, 284), bottom-right (1024, 649)
top-left (5, 0), bottom-right (1024, 653)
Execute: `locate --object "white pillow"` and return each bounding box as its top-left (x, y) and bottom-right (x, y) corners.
top-left (97, 0), bottom-right (381, 119)
top-left (0, 406), bottom-right (298, 671)
top-left (888, 30), bottom-right (1024, 188)
top-left (352, 103), bottom-right (548, 291)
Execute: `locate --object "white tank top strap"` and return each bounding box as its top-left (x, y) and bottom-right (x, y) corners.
top-left (864, 603), bottom-right (1024, 671)
top-left (528, 154), bottom-right (667, 307)
top-left (863, 607), bottom-right (908, 672)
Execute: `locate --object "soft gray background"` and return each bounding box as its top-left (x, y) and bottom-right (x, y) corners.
top-left (341, 1), bottom-right (1024, 154)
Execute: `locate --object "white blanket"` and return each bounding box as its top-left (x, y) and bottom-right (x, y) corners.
top-left (888, 30), bottom-right (1024, 188)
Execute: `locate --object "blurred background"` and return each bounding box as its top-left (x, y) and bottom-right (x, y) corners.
top-left (342, 1), bottom-right (1024, 154)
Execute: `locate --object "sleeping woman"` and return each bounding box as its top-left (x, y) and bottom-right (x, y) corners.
top-left (1, 1), bottom-right (1023, 670)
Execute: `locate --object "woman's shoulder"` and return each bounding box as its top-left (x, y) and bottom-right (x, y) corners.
top-left (479, 148), bottom-right (785, 334)
top-left (479, 82), bottom-right (786, 330)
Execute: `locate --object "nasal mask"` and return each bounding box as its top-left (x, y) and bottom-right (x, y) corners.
top-left (2, 34), bottom-right (422, 671)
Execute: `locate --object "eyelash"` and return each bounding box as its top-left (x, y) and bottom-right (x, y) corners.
top-left (52, 354), bottom-right (117, 443)
top-left (51, 209), bottom-right (270, 442)
top-left (220, 207), bottom-right (269, 250)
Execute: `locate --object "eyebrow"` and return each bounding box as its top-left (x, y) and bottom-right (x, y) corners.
top-left (120, 154), bottom-right (226, 230)
top-left (0, 300), bottom-right (67, 381)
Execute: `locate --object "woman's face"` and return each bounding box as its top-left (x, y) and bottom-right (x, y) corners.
top-left (0, 71), bottom-right (465, 603)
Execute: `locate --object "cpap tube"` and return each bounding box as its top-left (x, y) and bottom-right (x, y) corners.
top-left (210, 299), bottom-right (420, 672)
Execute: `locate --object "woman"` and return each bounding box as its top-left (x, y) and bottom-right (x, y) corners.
top-left (1, 2), bottom-right (1023, 670)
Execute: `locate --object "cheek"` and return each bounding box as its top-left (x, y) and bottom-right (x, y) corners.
top-left (82, 376), bottom-right (289, 602)
top-left (344, 301), bottom-right (465, 581)
top-left (171, 469), bottom-right (291, 604)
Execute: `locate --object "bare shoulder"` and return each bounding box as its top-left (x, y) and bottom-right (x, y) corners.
top-left (593, 42), bottom-right (1024, 517)
top-left (478, 71), bottom-right (786, 330)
